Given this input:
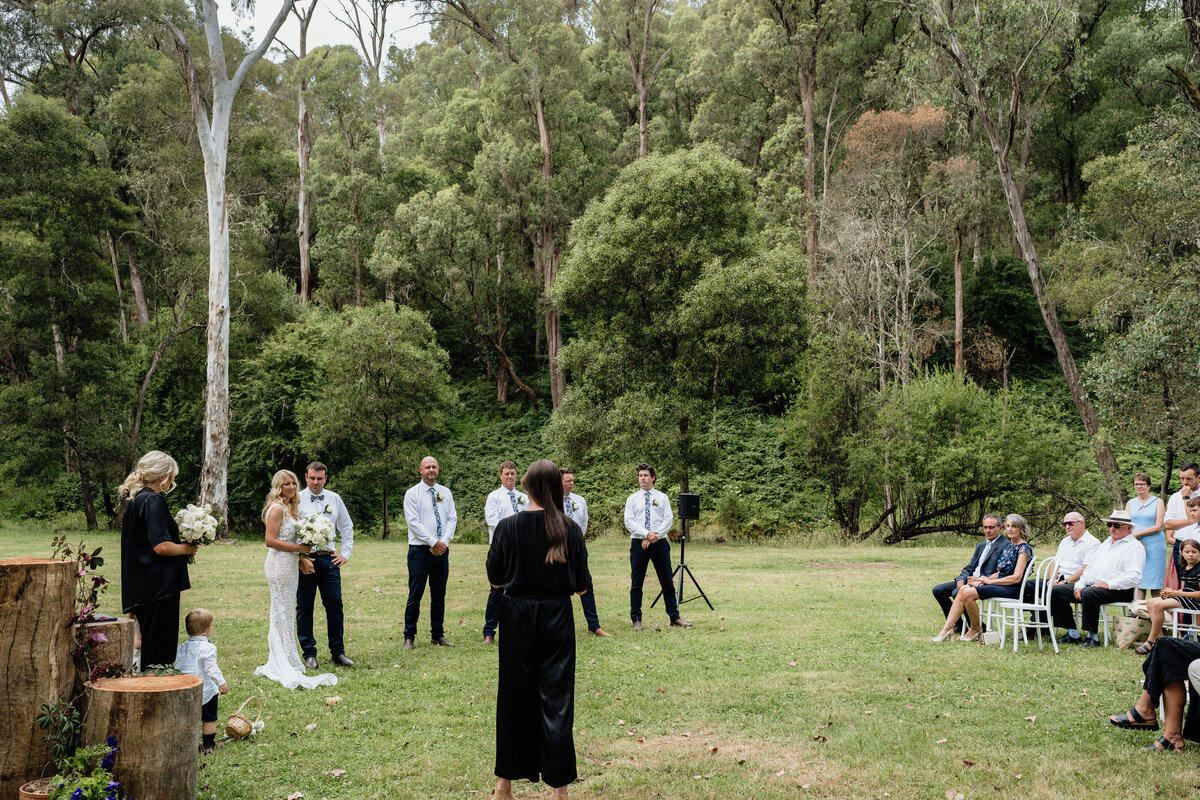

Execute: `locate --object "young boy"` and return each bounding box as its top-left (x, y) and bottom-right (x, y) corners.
top-left (176, 608), bottom-right (229, 753)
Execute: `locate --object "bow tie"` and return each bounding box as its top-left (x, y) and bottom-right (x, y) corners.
top-left (312, 494), bottom-right (324, 502)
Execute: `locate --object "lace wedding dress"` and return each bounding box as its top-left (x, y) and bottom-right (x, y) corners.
top-left (255, 506), bottom-right (338, 690)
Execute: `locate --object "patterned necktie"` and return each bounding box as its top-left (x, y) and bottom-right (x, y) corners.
top-left (508, 490), bottom-right (519, 513)
top-left (644, 492), bottom-right (652, 530)
top-left (564, 496), bottom-right (571, 516)
top-left (429, 487), bottom-right (443, 539)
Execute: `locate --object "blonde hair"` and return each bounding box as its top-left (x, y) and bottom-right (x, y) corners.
top-left (185, 608), bottom-right (214, 636)
top-left (118, 451), bottom-right (179, 499)
top-left (261, 470), bottom-right (301, 522)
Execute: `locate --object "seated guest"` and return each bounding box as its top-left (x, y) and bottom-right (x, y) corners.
top-left (931, 514), bottom-right (1009, 624)
top-left (1050, 509), bottom-right (1145, 647)
top-left (1109, 636), bottom-right (1200, 752)
top-left (1027, 511), bottom-right (1101, 629)
top-left (1137, 529), bottom-right (1200, 655)
top-left (933, 514), bottom-right (1032, 642)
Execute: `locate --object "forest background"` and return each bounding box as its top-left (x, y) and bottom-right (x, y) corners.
top-left (3, 0), bottom-right (1200, 547)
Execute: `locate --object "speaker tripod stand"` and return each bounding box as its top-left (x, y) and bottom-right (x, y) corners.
top-left (651, 518), bottom-right (714, 611)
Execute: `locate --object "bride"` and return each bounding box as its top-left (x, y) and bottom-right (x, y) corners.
top-left (255, 470), bottom-right (338, 689)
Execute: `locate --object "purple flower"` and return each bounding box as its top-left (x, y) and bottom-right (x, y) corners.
top-left (72, 789), bottom-right (83, 800)
top-left (107, 736), bottom-right (118, 748)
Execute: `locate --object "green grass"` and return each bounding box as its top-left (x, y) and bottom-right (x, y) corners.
top-left (1, 524), bottom-right (1189, 799)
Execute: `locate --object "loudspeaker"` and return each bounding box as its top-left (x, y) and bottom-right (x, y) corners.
top-left (677, 493), bottom-right (700, 520)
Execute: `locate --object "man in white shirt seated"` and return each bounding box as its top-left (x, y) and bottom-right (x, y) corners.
top-left (482, 460), bottom-right (527, 644)
top-left (1028, 511), bottom-right (1101, 629)
top-left (1050, 509), bottom-right (1145, 647)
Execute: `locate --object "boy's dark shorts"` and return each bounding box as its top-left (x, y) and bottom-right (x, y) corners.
top-left (202, 695), bottom-right (219, 723)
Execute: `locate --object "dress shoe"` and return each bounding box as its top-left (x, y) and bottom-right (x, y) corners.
top-left (432, 636), bottom-right (455, 647)
top-left (403, 639), bottom-right (415, 650)
top-left (669, 619), bottom-right (692, 628)
top-left (1079, 637), bottom-right (1101, 648)
top-left (632, 621), bottom-right (643, 631)
top-left (303, 656), bottom-right (318, 669)
top-left (959, 629), bottom-right (981, 642)
top-left (483, 635), bottom-right (495, 645)
top-left (589, 628), bottom-right (612, 638)
top-left (331, 654), bottom-right (354, 667)
top-left (930, 629), bottom-right (955, 642)
top-left (1057, 633), bottom-right (1082, 645)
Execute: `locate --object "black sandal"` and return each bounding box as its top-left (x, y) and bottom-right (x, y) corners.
top-left (1110, 707), bottom-right (1159, 730)
top-left (1135, 639), bottom-right (1155, 655)
top-left (1142, 735), bottom-right (1183, 753)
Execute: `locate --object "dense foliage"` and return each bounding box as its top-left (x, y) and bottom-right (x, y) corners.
top-left (2, 0), bottom-right (1197, 540)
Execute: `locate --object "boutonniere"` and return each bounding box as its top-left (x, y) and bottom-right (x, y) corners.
top-left (517, 496), bottom-right (527, 506)
top-left (651, 498), bottom-right (660, 507)
top-left (569, 500), bottom-right (579, 512)
top-left (323, 504), bottom-right (333, 515)
top-left (436, 491), bottom-right (445, 503)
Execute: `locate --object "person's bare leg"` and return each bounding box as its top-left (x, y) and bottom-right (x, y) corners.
top-left (1160, 683), bottom-right (1187, 750)
top-left (963, 596), bottom-right (981, 636)
top-left (1147, 598), bottom-right (1166, 641)
top-left (937, 594), bottom-right (966, 636)
top-left (492, 778), bottom-right (513, 799)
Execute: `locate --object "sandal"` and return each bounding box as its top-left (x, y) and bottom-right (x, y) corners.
top-left (1142, 735), bottom-right (1183, 753)
top-left (1135, 639), bottom-right (1155, 655)
top-left (1110, 707), bottom-right (1159, 730)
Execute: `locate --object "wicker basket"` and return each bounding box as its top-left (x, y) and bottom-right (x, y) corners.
top-left (225, 695), bottom-right (261, 739)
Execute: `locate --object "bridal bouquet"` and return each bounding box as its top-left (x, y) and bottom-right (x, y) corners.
top-left (175, 504), bottom-right (219, 563)
top-left (296, 513), bottom-right (336, 549)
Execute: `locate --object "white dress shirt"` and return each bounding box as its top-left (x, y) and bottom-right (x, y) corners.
top-left (624, 488), bottom-right (673, 540)
top-left (564, 492), bottom-right (589, 537)
top-left (299, 487), bottom-right (354, 559)
top-left (1053, 530), bottom-right (1100, 580)
top-left (1176, 522), bottom-right (1200, 547)
top-left (973, 537), bottom-right (999, 578)
top-left (1167, 490), bottom-right (1190, 525)
top-left (485, 486), bottom-right (528, 543)
top-left (175, 635), bottom-right (225, 703)
top-left (404, 481), bottom-right (457, 546)
top-left (1079, 535), bottom-right (1146, 591)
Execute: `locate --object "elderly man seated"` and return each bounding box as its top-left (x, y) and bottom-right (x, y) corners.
top-left (1027, 511), bottom-right (1102, 627)
top-left (1050, 509), bottom-right (1145, 647)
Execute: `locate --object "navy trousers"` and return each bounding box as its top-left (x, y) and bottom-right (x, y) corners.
top-left (406, 545), bottom-right (449, 640)
top-left (296, 553), bottom-right (345, 658)
top-left (630, 538), bottom-right (678, 622)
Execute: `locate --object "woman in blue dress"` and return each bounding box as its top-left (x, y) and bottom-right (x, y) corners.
top-left (932, 514), bottom-right (1033, 642)
top-left (1128, 471), bottom-right (1166, 599)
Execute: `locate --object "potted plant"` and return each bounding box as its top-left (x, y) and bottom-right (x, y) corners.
top-left (20, 704), bottom-right (128, 800)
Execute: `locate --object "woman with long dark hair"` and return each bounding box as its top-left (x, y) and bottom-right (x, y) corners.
top-left (486, 459), bottom-right (591, 799)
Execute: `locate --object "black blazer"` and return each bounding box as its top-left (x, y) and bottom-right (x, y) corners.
top-left (955, 537), bottom-right (1011, 583)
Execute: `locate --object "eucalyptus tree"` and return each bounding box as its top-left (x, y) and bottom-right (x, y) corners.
top-left (593, 0), bottom-right (673, 157)
top-left (159, 0), bottom-right (294, 525)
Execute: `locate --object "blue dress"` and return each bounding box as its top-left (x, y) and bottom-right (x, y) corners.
top-left (1131, 495), bottom-right (1165, 590)
top-left (975, 542), bottom-right (1034, 600)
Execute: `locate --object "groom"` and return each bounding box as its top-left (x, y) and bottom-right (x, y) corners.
top-left (297, 461), bottom-right (355, 668)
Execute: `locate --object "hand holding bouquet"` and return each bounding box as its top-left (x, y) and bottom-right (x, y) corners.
top-left (296, 513), bottom-right (336, 550)
top-left (175, 504), bottom-right (219, 563)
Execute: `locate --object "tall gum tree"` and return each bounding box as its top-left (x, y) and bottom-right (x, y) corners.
top-left (902, 0), bottom-right (1125, 503)
top-left (161, 0), bottom-right (294, 526)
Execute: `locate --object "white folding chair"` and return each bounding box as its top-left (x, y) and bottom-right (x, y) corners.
top-left (998, 557), bottom-right (1058, 653)
top-left (1170, 606), bottom-right (1200, 639)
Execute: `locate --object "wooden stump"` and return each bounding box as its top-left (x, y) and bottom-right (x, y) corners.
top-left (73, 618), bottom-right (137, 720)
top-left (0, 558), bottom-right (76, 800)
top-left (83, 675), bottom-right (201, 800)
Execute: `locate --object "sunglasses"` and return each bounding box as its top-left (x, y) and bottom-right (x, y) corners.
top-left (1062, 521), bottom-right (1080, 527)
top-left (1107, 522), bottom-right (1128, 529)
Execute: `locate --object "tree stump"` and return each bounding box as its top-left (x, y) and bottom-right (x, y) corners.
top-left (82, 675), bottom-right (201, 800)
top-left (73, 618), bottom-right (137, 720)
top-left (0, 558), bottom-right (76, 800)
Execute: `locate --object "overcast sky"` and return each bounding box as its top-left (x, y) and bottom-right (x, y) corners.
top-left (240, 0), bottom-right (431, 61)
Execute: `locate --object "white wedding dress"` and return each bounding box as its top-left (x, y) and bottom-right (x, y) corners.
top-left (255, 506), bottom-right (338, 690)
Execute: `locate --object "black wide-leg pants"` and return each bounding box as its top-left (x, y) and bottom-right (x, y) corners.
top-left (495, 594), bottom-right (577, 788)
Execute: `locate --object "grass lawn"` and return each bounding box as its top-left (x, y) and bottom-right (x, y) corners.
top-left (1, 525), bottom-right (1189, 799)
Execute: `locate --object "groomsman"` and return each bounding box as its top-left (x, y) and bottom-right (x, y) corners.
top-left (403, 456), bottom-right (457, 649)
top-left (562, 467), bottom-right (610, 637)
top-left (482, 461), bottom-right (526, 644)
top-left (297, 461), bottom-right (355, 668)
top-left (624, 463), bottom-right (690, 631)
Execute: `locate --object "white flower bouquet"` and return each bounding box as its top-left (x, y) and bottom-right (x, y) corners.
top-left (296, 513), bottom-right (336, 550)
top-left (174, 504), bottom-right (219, 563)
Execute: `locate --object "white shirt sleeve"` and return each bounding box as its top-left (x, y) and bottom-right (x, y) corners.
top-left (1111, 540), bottom-right (1146, 590)
top-left (577, 495), bottom-right (589, 537)
top-left (201, 644), bottom-right (225, 689)
top-left (443, 490), bottom-right (457, 544)
top-left (625, 493), bottom-right (647, 539)
top-left (334, 493), bottom-right (354, 559)
top-left (484, 490), bottom-right (504, 542)
top-left (405, 486), bottom-right (437, 546)
top-left (656, 492), bottom-right (674, 536)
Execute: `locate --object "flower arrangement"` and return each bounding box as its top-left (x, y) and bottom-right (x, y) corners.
top-left (174, 504), bottom-right (219, 562)
top-left (47, 738), bottom-right (128, 800)
top-left (296, 513), bottom-right (336, 549)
